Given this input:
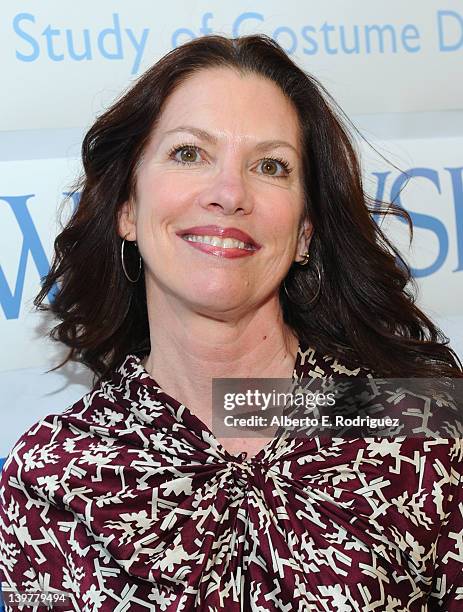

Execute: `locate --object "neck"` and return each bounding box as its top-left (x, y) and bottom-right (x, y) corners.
top-left (143, 292), bottom-right (299, 407)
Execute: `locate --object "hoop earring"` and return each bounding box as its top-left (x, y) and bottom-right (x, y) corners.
top-left (283, 262), bottom-right (321, 306)
top-left (121, 236), bottom-right (142, 283)
top-left (297, 251), bottom-right (310, 266)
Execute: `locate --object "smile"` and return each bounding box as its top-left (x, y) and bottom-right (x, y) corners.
top-left (183, 235), bottom-right (255, 250)
top-left (176, 225), bottom-right (261, 259)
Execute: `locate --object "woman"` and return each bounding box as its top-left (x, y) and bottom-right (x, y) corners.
top-left (0, 34), bottom-right (461, 611)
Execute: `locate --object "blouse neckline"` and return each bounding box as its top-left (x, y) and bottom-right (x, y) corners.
top-left (117, 342), bottom-right (310, 462)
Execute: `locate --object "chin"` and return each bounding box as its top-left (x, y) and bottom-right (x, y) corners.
top-left (188, 292), bottom-right (246, 314)
top-left (154, 271), bottom-right (270, 314)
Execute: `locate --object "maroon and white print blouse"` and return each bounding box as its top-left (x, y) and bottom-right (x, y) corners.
top-left (0, 344), bottom-right (462, 611)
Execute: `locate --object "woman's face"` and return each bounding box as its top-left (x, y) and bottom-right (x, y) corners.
top-left (119, 67), bottom-right (311, 318)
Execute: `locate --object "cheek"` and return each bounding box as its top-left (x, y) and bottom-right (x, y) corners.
top-left (136, 173), bottom-right (191, 226)
top-left (265, 201), bottom-right (300, 242)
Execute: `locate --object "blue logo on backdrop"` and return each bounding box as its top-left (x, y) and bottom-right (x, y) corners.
top-left (13, 13), bottom-right (149, 74)
top-left (373, 167), bottom-right (463, 278)
top-left (0, 192), bottom-right (80, 320)
top-left (0, 169), bottom-right (462, 320)
top-left (12, 10), bottom-right (463, 75)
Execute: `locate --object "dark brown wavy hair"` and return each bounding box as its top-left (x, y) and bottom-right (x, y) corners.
top-left (34, 34), bottom-right (462, 384)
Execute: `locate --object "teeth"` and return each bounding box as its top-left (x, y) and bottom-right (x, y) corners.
top-left (183, 234), bottom-right (254, 250)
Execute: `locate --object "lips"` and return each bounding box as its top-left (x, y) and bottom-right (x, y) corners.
top-left (176, 225), bottom-right (261, 259)
top-left (176, 225), bottom-right (261, 249)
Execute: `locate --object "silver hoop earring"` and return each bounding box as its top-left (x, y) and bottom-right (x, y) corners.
top-left (283, 262), bottom-right (321, 306)
top-left (121, 237), bottom-right (142, 283)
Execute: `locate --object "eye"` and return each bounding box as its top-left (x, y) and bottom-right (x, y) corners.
top-left (169, 144), bottom-right (203, 165)
top-left (257, 157), bottom-right (292, 178)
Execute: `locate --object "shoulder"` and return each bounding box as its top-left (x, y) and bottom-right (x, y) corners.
top-left (0, 371), bottom-right (115, 499)
top-left (0, 409), bottom-right (80, 509)
top-left (295, 342), bottom-right (373, 381)
top-left (0, 353), bottom-right (152, 504)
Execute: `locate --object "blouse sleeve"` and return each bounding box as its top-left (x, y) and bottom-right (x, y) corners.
top-left (0, 436), bottom-right (75, 612)
top-left (0, 446), bottom-right (38, 610)
top-left (428, 466), bottom-right (463, 610)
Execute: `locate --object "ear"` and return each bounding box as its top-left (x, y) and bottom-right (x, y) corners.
top-left (295, 219), bottom-right (314, 263)
top-left (117, 199), bottom-right (137, 241)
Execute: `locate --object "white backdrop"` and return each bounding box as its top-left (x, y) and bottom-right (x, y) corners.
top-left (1, 0), bottom-right (463, 129)
top-left (1, 0), bottom-right (462, 458)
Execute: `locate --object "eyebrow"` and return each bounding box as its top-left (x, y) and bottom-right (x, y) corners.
top-left (162, 125), bottom-right (299, 155)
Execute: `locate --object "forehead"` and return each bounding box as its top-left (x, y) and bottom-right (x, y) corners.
top-left (153, 67), bottom-right (301, 147)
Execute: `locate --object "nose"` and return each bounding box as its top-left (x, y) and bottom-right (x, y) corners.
top-left (198, 161), bottom-right (254, 216)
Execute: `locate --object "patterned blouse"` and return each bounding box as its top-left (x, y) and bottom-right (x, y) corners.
top-left (0, 343), bottom-right (462, 611)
